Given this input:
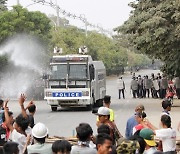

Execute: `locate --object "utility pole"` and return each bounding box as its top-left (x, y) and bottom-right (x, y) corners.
top-left (85, 18), bottom-right (87, 37)
top-left (56, 0), bottom-right (60, 26)
top-left (17, 0), bottom-right (20, 5)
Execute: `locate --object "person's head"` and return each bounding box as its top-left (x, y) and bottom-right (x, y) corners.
top-left (160, 115), bottom-right (171, 128)
top-left (0, 99), bottom-right (3, 108)
top-left (14, 114), bottom-right (29, 132)
top-left (135, 104), bottom-right (145, 113)
top-left (135, 112), bottom-right (143, 124)
top-left (97, 124), bottom-right (110, 135)
top-left (162, 99), bottom-right (171, 111)
top-left (129, 134), bottom-right (146, 154)
top-left (52, 140), bottom-right (72, 154)
top-left (116, 138), bottom-right (139, 154)
top-left (103, 95), bottom-right (111, 105)
top-left (3, 141), bottom-right (19, 154)
top-left (32, 122), bottom-right (48, 144)
top-left (97, 107), bottom-right (110, 123)
top-left (28, 104), bottom-right (36, 114)
top-left (96, 133), bottom-right (112, 154)
top-left (76, 123), bottom-right (93, 142)
top-left (139, 128), bottom-right (156, 147)
top-left (2, 111), bottom-right (13, 124)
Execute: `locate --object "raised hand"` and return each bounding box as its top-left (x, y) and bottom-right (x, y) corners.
top-left (3, 99), bottom-right (9, 111)
top-left (19, 93), bottom-right (26, 106)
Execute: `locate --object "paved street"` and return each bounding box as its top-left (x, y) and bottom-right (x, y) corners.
top-left (7, 69), bottom-right (180, 138)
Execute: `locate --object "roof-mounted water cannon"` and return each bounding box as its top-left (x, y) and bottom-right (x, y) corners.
top-left (79, 46), bottom-right (88, 55)
top-left (54, 47), bottom-right (63, 54)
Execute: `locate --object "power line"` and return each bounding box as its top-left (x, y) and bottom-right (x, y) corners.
top-left (29, 0), bottom-right (113, 36)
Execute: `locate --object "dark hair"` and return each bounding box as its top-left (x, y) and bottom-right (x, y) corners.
top-left (52, 140), bottom-right (72, 153)
top-left (76, 123), bottom-right (93, 141)
top-left (2, 111), bottom-right (13, 122)
top-left (34, 137), bottom-right (46, 144)
top-left (142, 112), bottom-right (146, 119)
top-left (162, 99), bottom-right (171, 109)
top-left (96, 133), bottom-right (112, 147)
top-left (28, 104), bottom-right (36, 113)
top-left (3, 141), bottom-right (19, 154)
top-left (0, 100), bottom-right (3, 106)
top-left (161, 115), bottom-right (171, 128)
top-left (104, 95), bottom-right (111, 104)
top-left (129, 133), bottom-right (146, 154)
top-left (97, 124), bottom-right (110, 135)
top-left (15, 114), bottom-right (29, 132)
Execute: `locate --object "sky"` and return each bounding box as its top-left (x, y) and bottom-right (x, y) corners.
top-left (7, 0), bottom-right (133, 32)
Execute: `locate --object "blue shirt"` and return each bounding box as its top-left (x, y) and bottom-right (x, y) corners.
top-left (125, 115), bottom-right (138, 139)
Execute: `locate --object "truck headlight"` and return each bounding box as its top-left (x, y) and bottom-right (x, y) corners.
top-left (82, 91), bottom-right (89, 96)
top-left (46, 92), bottom-right (52, 97)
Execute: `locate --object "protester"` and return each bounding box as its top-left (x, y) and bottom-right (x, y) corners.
top-left (161, 99), bottom-right (172, 117)
top-left (116, 138), bottom-right (139, 154)
top-left (4, 98), bottom-right (30, 154)
top-left (174, 76), bottom-right (180, 99)
top-left (0, 99), bottom-right (4, 125)
top-left (129, 130), bottom-right (146, 154)
top-left (0, 111), bottom-right (14, 146)
top-left (96, 107), bottom-right (122, 145)
top-left (97, 95), bottom-right (114, 123)
top-left (52, 140), bottom-right (71, 154)
top-left (96, 133), bottom-right (113, 154)
top-left (71, 123), bottom-right (97, 154)
top-left (27, 122), bottom-right (52, 154)
top-left (139, 128), bottom-right (158, 154)
top-left (97, 124), bottom-right (117, 154)
top-left (3, 141), bottom-right (19, 154)
top-left (26, 102), bottom-right (36, 128)
top-left (155, 115), bottom-right (176, 153)
top-left (125, 104), bottom-right (145, 139)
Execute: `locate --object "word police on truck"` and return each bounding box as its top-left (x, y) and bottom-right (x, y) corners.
top-left (44, 48), bottom-right (106, 111)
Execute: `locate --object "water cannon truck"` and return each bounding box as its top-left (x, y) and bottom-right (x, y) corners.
top-left (44, 53), bottom-right (106, 111)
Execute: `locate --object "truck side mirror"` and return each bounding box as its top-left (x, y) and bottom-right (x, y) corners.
top-left (89, 64), bottom-right (95, 81)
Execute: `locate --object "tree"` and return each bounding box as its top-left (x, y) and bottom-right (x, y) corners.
top-left (115, 0), bottom-right (180, 76)
top-left (0, 0), bottom-right (7, 12)
top-left (0, 5), bottom-right (52, 43)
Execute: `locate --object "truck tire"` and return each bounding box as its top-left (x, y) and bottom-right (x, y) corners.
top-left (86, 104), bottom-right (92, 111)
top-left (51, 106), bottom-right (57, 111)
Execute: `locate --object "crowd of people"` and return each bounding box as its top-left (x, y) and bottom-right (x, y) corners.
top-left (117, 73), bottom-right (180, 100)
top-left (0, 94), bottom-right (179, 154)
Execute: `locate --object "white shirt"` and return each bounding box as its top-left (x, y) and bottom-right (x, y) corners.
top-left (10, 129), bottom-right (26, 154)
top-left (117, 79), bottom-right (125, 89)
top-left (155, 128), bottom-right (176, 152)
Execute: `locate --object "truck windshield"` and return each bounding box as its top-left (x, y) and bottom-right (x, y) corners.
top-left (69, 64), bottom-right (87, 79)
top-left (51, 64), bottom-right (67, 79)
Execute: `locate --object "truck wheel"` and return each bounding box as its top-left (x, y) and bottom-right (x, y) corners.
top-left (86, 104), bottom-right (92, 111)
top-left (51, 106), bottom-right (57, 111)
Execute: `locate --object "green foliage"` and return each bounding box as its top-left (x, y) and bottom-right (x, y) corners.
top-left (115, 0), bottom-right (180, 76)
top-left (50, 27), bottom-right (128, 75)
top-left (0, 5), bottom-right (51, 43)
top-left (0, 0), bottom-right (7, 12)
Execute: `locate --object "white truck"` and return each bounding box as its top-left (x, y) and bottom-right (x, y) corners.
top-left (44, 54), bottom-right (106, 111)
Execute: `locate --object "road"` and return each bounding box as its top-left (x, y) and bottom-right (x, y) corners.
top-left (7, 69), bottom-right (180, 137)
